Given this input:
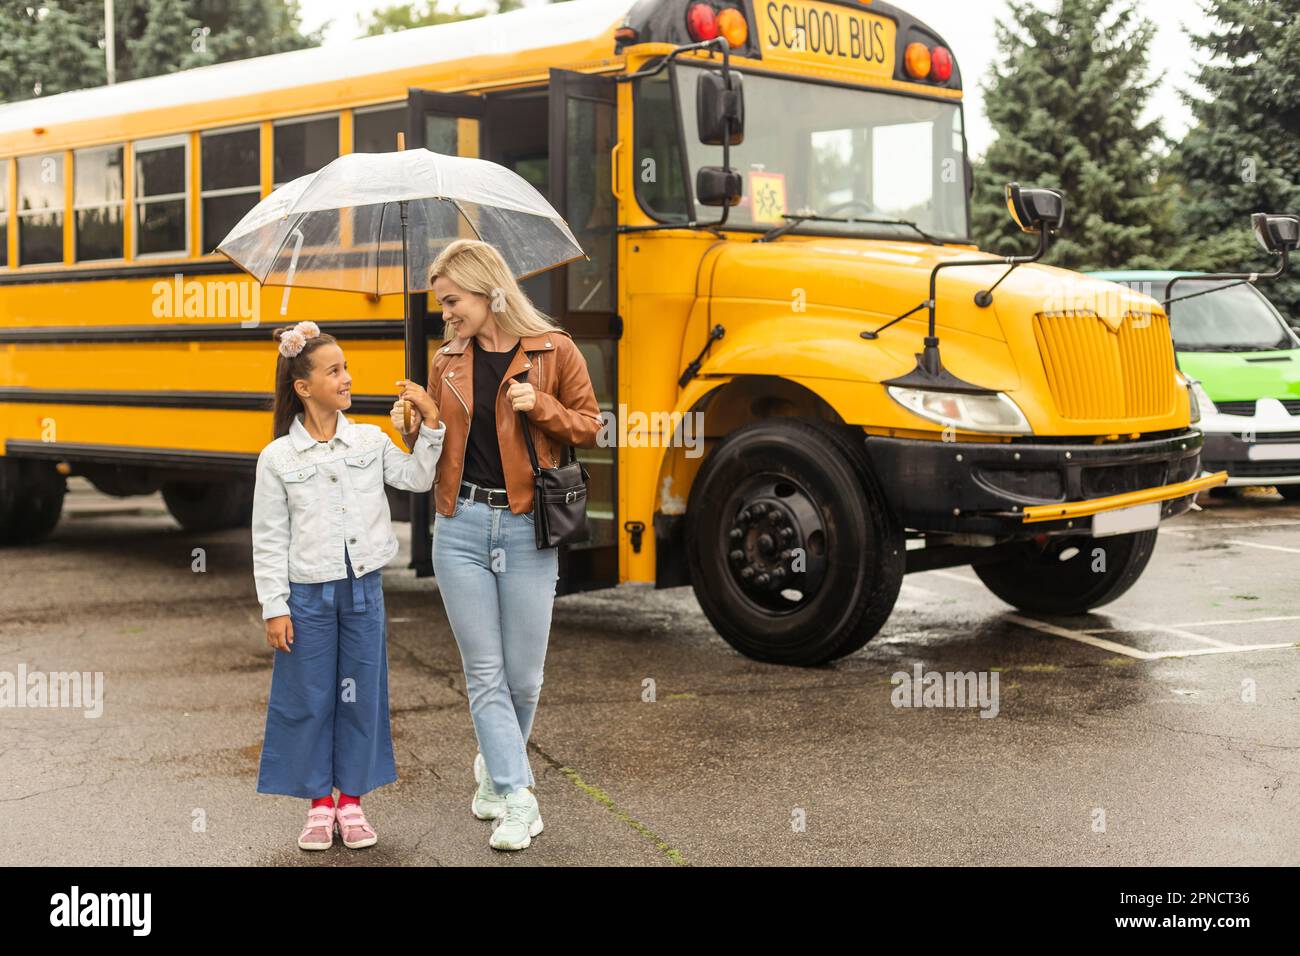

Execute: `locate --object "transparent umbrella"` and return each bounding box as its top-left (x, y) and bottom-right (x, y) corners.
top-left (216, 148), bottom-right (587, 425)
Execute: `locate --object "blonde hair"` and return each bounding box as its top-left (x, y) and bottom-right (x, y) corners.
top-left (429, 239), bottom-right (563, 339)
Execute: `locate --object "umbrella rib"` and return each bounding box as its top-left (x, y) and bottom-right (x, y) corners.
top-left (261, 210), bottom-right (310, 287)
top-left (450, 199), bottom-right (484, 243)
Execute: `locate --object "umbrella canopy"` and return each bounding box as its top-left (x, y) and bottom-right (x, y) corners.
top-left (217, 148), bottom-right (586, 296)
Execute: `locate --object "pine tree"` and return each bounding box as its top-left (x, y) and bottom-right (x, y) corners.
top-left (0, 6), bottom-right (46, 101)
top-left (13, 1), bottom-right (102, 98)
top-left (127, 0), bottom-right (199, 79)
top-left (971, 0), bottom-right (1171, 271)
top-left (1165, 0), bottom-right (1300, 320)
top-left (0, 0), bottom-right (323, 102)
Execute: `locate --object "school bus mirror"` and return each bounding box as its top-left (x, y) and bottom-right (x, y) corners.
top-left (696, 166), bottom-right (743, 207)
top-left (695, 69), bottom-right (745, 146)
top-left (1251, 213), bottom-right (1300, 256)
top-left (1005, 182), bottom-right (1066, 235)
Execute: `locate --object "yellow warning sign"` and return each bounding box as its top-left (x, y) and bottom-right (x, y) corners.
top-left (750, 172), bottom-right (787, 224)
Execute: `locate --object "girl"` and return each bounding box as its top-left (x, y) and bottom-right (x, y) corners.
top-left (251, 320), bottom-right (444, 851)
top-left (400, 239), bottom-right (603, 851)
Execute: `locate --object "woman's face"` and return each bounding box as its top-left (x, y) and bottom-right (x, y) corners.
top-left (294, 343), bottom-right (352, 412)
top-left (433, 275), bottom-right (495, 340)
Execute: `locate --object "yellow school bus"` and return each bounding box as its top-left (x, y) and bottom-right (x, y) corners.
top-left (0, 0), bottom-right (1220, 665)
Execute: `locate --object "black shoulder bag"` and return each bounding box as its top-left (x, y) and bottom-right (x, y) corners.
top-left (514, 373), bottom-right (591, 549)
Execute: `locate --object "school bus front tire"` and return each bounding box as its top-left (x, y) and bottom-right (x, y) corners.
top-left (972, 529), bottom-right (1159, 615)
top-left (685, 418), bottom-right (905, 666)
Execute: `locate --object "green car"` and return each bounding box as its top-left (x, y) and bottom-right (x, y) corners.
top-left (1087, 270), bottom-right (1300, 499)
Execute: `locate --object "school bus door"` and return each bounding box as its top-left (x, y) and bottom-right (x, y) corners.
top-left (547, 68), bottom-right (619, 595)
top-left (405, 88), bottom-right (486, 576)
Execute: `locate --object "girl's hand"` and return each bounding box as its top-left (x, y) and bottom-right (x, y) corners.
top-left (506, 381), bottom-right (536, 412)
top-left (395, 380), bottom-right (439, 428)
top-left (266, 615), bottom-right (294, 653)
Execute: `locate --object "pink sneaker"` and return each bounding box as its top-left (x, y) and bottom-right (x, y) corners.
top-left (335, 802), bottom-right (378, 849)
top-left (298, 804), bottom-right (336, 851)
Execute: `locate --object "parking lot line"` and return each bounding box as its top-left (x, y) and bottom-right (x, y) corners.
top-left (1075, 614), bottom-right (1238, 649)
top-left (1003, 614), bottom-right (1159, 659)
top-left (1165, 519), bottom-right (1300, 532)
top-left (1222, 538), bottom-right (1300, 555)
top-left (1082, 615), bottom-right (1300, 631)
top-left (914, 570), bottom-right (1299, 660)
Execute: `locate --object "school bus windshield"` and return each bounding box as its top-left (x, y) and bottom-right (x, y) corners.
top-left (635, 62), bottom-right (969, 242)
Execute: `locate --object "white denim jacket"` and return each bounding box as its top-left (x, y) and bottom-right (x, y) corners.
top-left (252, 410), bottom-right (445, 620)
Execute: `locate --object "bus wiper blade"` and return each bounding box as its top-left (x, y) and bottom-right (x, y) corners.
top-left (757, 213), bottom-right (943, 245)
top-left (850, 216), bottom-right (944, 245)
top-left (756, 214), bottom-right (815, 242)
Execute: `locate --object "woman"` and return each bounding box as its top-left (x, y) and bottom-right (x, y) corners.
top-left (399, 238), bottom-right (602, 851)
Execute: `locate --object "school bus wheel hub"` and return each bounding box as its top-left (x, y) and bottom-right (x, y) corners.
top-left (724, 476), bottom-right (827, 605)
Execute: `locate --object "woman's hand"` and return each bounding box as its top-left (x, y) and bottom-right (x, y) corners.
top-left (394, 380), bottom-right (439, 430)
top-left (506, 380), bottom-right (536, 412)
top-left (266, 615), bottom-right (294, 653)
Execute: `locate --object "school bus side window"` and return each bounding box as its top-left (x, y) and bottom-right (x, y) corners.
top-left (74, 145), bottom-right (125, 261)
top-left (632, 70), bottom-right (691, 223)
top-left (351, 105), bottom-right (406, 243)
top-left (201, 125), bottom-right (260, 253)
top-left (273, 113), bottom-right (340, 187)
top-left (17, 153), bottom-right (64, 265)
top-left (134, 136), bottom-right (188, 257)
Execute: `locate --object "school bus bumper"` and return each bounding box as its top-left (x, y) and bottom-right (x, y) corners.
top-left (863, 429), bottom-right (1223, 536)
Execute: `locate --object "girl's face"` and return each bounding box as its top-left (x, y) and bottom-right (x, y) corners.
top-left (433, 275), bottom-right (495, 341)
top-left (293, 343), bottom-right (352, 413)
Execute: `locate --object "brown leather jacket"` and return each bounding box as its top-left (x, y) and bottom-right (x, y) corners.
top-left (402, 329), bottom-right (603, 517)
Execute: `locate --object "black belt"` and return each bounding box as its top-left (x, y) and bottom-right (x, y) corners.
top-left (460, 481), bottom-right (510, 508)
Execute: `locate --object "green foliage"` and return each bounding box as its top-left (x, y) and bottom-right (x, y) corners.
top-left (1165, 0), bottom-right (1300, 320)
top-left (359, 2), bottom-right (486, 36)
top-left (0, 0), bottom-right (322, 103)
top-left (971, 0), bottom-right (1173, 271)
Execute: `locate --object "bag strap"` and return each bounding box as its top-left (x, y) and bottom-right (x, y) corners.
top-left (513, 370), bottom-right (577, 474)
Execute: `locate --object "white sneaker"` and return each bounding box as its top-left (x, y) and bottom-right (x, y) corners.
top-left (489, 786), bottom-right (543, 851)
top-left (471, 752), bottom-right (507, 820)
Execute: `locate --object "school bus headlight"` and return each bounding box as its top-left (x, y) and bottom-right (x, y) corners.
top-left (887, 386), bottom-right (1033, 435)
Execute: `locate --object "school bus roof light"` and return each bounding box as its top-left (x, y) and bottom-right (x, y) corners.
top-left (686, 3), bottom-right (719, 42)
top-left (904, 42), bottom-right (931, 80)
top-left (929, 46), bottom-right (953, 82)
top-left (717, 7), bottom-right (748, 48)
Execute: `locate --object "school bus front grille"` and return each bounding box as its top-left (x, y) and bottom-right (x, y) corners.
top-left (1032, 311), bottom-right (1176, 420)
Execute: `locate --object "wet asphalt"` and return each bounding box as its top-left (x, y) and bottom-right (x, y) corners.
top-left (1, 479), bottom-right (1296, 866)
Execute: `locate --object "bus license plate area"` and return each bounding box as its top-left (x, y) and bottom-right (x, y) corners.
top-left (1091, 502), bottom-right (1162, 537)
top-left (1247, 442), bottom-right (1300, 461)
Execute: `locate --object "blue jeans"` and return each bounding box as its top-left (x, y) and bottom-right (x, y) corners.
top-left (432, 492), bottom-right (559, 795)
top-left (257, 550), bottom-right (397, 799)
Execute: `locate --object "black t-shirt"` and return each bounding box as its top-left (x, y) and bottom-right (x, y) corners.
top-left (460, 340), bottom-right (520, 490)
